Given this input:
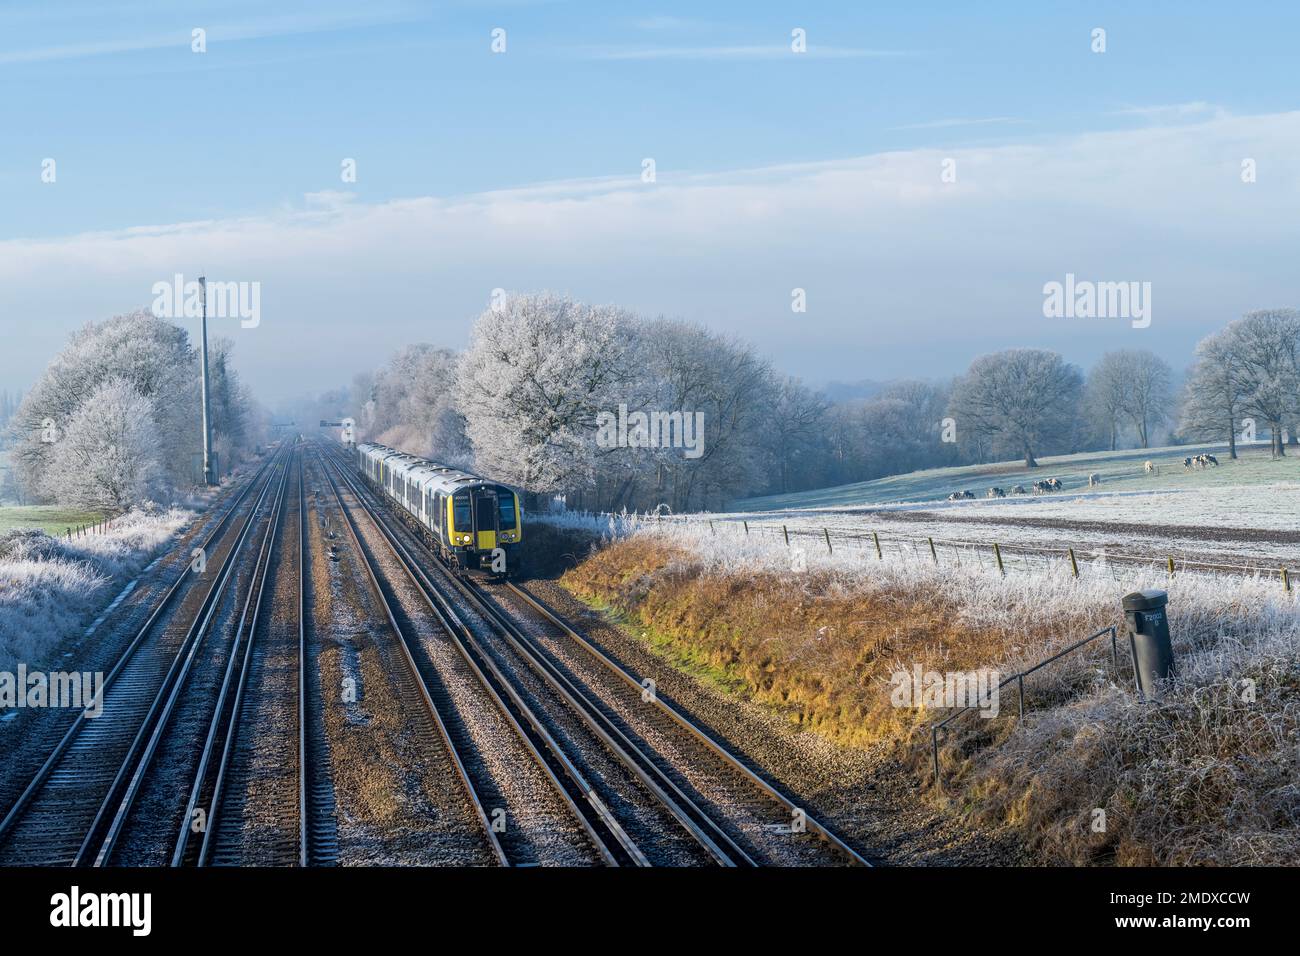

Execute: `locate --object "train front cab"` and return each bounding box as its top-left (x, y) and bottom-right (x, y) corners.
top-left (445, 484), bottom-right (520, 575)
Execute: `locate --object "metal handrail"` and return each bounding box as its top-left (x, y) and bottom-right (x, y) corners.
top-left (928, 625), bottom-right (1126, 787)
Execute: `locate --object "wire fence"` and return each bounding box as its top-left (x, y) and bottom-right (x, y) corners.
top-left (556, 509), bottom-right (1296, 593)
top-left (63, 513), bottom-right (122, 542)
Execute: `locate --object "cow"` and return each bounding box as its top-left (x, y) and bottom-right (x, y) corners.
top-left (947, 491), bottom-right (975, 501)
top-left (1031, 480), bottom-right (1049, 495)
top-left (987, 487), bottom-right (1006, 498)
top-left (1011, 485), bottom-right (1027, 495)
top-left (1183, 457), bottom-right (1194, 469)
top-left (1088, 473), bottom-right (1100, 488)
top-left (1203, 454), bottom-right (1219, 467)
top-left (1144, 460), bottom-right (1156, 475)
top-left (1047, 477), bottom-right (1063, 491)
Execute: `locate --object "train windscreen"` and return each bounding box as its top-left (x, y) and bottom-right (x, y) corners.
top-left (497, 494), bottom-right (517, 530)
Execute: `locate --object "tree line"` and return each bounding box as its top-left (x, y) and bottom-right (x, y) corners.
top-left (328, 296), bottom-right (1298, 513)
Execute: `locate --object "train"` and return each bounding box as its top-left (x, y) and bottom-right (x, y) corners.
top-left (355, 442), bottom-right (522, 575)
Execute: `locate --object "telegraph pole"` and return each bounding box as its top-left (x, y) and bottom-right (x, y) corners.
top-left (199, 275), bottom-right (215, 485)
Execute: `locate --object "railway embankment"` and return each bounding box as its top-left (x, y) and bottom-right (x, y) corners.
top-left (546, 521), bottom-right (1300, 866)
top-left (0, 506), bottom-right (197, 674)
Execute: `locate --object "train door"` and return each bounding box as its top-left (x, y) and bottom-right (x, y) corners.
top-left (473, 488), bottom-right (499, 553)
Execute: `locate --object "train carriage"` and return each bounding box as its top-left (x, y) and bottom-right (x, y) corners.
top-left (356, 442), bottom-right (521, 574)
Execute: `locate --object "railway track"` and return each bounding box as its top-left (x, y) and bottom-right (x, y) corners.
top-left (0, 445), bottom-right (288, 866)
top-left (170, 444), bottom-right (336, 866)
top-left (315, 446), bottom-right (613, 866)
top-left (319, 439), bottom-right (868, 866)
top-left (484, 580), bottom-right (870, 866)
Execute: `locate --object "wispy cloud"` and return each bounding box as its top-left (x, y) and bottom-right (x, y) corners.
top-left (0, 6), bottom-right (426, 66)
top-left (632, 16), bottom-right (701, 31)
top-left (1110, 101), bottom-right (1226, 120)
top-left (891, 116), bottom-right (1029, 131)
top-left (584, 45), bottom-right (914, 61)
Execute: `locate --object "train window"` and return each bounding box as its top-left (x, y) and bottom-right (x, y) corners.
top-left (475, 494), bottom-right (496, 530)
top-left (497, 494), bottom-right (516, 530)
top-left (452, 494), bottom-right (471, 531)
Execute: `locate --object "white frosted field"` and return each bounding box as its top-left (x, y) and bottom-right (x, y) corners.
top-left (715, 443), bottom-right (1300, 576)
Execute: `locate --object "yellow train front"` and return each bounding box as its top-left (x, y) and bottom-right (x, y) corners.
top-left (356, 442), bottom-right (522, 576)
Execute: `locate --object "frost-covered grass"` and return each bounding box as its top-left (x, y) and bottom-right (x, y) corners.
top-left (733, 441), bottom-right (1299, 511)
top-left (563, 519), bottom-right (1300, 864)
top-left (532, 508), bottom-right (648, 538)
top-left (0, 507), bottom-right (193, 673)
top-left (718, 486), bottom-right (1300, 575)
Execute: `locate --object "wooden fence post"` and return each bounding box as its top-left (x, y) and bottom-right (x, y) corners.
top-left (928, 537), bottom-right (938, 564)
top-left (823, 528), bottom-right (833, 555)
top-left (873, 532), bottom-right (882, 560)
top-left (1068, 548), bottom-right (1079, 578)
top-left (993, 543), bottom-right (1005, 577)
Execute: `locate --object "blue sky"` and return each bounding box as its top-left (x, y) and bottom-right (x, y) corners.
top-left (2, 1), bottom-right (1299, 404)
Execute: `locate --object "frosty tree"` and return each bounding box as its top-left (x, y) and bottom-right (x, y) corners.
top-left (1229, 309), bottom-right (1300, 458)
top-left (46, 379), bottom-right (162, 509)
top-left (11, 311), bottom-right (257, 505)
top-left (457, 292), bottom-right (645, 494)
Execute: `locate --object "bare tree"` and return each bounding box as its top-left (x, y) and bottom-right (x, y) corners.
top-left (1124, 350), bottom-right (1173, 448)
top-left (949, 349), bottom-right (1083, 467)
top-left (10, 311), bottom-right (252, 502)
top-left (1084, 353), bottom-right (1130, 451)
top-left (1230, 309), bottom-right (1300, 458)
top-left (764, 376), bottom-right (830, 495)
top-left (1179, 330), bottom-right (1249, 458)
top-left (1083, 350), bottom-right (1172, 450)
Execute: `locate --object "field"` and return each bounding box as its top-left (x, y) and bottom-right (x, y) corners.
top-left (0, 505), bottom-right (110, 537)
top-left (733, 441), bottom-right (1298, 510)
top-left (718, 443), bottom-right (1300, 578)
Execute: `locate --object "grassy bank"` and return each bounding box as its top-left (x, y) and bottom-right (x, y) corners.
top-left (559, 524), bottom-right (1300, 865)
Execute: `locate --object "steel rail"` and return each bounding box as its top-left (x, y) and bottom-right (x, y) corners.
top-left (80, 445), bottom-right (290, 866)
top-left (296, 449), bottom-right (311, 866)
top-left (314, 449), bottom-right (519, 866)
top-left (317, 445), bottom-right (639, 866)
top-left (322, 442), bottom-right (741, 865)
top-left (0, 447), bottom-right (283, 852)
top-left (171, 445), bottom-right (293, 866)
top-left (501, 582), bottom-right (871, 866)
